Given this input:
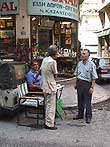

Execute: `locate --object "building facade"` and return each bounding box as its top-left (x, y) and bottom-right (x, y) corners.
top-left (97, 0), bottom-right (110, 57)
top-left (0, 0), bottom-right (81, 61)
top-left (79, 0), bottom-right (102, 57)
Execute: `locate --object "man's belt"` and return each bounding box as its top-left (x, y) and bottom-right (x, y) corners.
top-left (77, 78), bottom-right (91, 83)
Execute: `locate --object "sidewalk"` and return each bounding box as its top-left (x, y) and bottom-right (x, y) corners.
top-left (57, 78), bottom-right (110, 108)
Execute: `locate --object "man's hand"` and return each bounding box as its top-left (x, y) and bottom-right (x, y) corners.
top-left (74, 78), bottom-right (77, 89)
top-left (74, 84), bottom-right (77, 89)
top-left (89, 87), bottom-right (94, 94)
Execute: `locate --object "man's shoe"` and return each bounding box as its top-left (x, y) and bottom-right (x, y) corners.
top-left (86, 118), bottom-right (91, 124)
top-left (73, 115), bottom-right (83, 120)
top-left (44, 125), bottom-right (57, 130)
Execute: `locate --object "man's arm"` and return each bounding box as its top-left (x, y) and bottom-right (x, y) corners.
top-left (52, 60), bottom-right (58, 78)
top-left (28, 84), bottom-right (41, 91)
top-left (74, 77), bottom-right (77, 89)
top-left (33, 69), bottom-right (41, 83)
top-left (91, 79), bottom-right (96, 89)
top-left (73, 65), bottom-right (78, 89)
top-left (89, 79), bottom-right (96, 94)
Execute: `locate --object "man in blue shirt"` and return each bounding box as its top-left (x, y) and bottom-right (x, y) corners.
top-left (26, 60), bottom-right (42, 91)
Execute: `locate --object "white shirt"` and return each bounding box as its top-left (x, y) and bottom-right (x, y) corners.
top-left (40, 56), bottom-right (58, 93)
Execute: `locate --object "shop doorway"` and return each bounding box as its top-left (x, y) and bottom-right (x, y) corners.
top-left (38, 29), bottom-right (52, 52)
top-left (31, 16), bottom-right (54, 56)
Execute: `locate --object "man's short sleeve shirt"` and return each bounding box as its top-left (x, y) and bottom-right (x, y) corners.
top-left (74, 59), bottom-right (98, 82)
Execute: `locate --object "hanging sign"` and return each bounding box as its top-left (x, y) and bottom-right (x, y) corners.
top-left (27, 0), bottom-right (79, 21)
top-left (0, 0), bottom-right (19, 15)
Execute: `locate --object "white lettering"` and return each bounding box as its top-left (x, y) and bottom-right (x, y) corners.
top-left (33, 2), bottom-right (45, 7)
top-left (47, 3), bottom-right (63, 9)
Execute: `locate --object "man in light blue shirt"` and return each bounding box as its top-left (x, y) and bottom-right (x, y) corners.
top-left (74, 57), bottom-right (98, 82)
top-left (74, 49), bottom-right (98, 124)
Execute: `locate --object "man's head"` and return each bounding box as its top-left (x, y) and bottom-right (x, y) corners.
top-left (81, 49), bottom-right (90, 61)
top-left (30, 60), bottom-right (39, 71)
top-left (47, 45), bottom-right (58, 58)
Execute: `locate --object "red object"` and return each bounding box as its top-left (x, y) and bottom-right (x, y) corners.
top-left (4, 38), bottom-right (9, 43)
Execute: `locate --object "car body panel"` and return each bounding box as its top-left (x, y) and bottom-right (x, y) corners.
top-left (92, 57), bottom-right (110, 81)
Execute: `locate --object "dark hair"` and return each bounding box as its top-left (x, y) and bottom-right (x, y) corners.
top-left (83, 49), bottom-right (90, 56)
top-left (29, 60), bottom-right (38, 68)
top-left (47, 45), bottom-right (57, 56)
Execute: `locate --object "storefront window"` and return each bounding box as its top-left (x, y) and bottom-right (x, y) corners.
top-left (54, 21), bottom-right (77, 50)
top-left (31, 16), bottom-right (77, 58)
top-left (0, 16), bottom-right (16, 59)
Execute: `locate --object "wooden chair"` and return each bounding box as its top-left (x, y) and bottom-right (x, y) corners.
top-left (16, 82), bottom-right (45, 128)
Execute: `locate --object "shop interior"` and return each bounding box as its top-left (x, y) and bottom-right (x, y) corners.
top-left (98, 35), bottom-right (110, 57)
top-left (31, 16), bottom-right (78, 77)
top-left (0, 15), bottom-right (16, 60)
top-left (31, 16), bottom-right (78, 57)
top-left (0, 15), bottom-right (78, 77)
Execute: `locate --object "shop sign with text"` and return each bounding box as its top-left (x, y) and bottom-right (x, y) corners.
top-left (0, 0), bottom-right (19, 15)
top-left (27, 0), bottom-right (79, 21)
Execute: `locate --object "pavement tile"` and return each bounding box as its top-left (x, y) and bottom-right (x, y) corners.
top-left (57, 78), bottom-right (110, 108)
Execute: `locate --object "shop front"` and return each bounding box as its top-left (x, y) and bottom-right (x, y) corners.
top-left (0, 0), bottom-right (80, 66)
top-left (0, 0), bottom-right (19, 60)
top-left (27, 0), bottom-right (80, 57)
top-left (98, 1), bottom-right (110, 57)
top-left (98, 29), bottom-right (110, 57)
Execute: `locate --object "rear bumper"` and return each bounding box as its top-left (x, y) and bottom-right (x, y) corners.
top-left (99, 74), bottom-right (110, 79)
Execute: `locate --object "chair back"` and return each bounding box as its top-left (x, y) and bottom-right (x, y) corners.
top-left (18, 82), bottom-right (28, 97)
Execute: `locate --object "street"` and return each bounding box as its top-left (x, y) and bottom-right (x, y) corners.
top-left (0, 0), bottom-right (110, 146)
top-left (93, 80), bottom-right (110, 111)
top-left (0, 110), bottom-right (110, 147)
top-left (98, 80), bottom-right (110, 91)
top-left (0, 81), bottom-right (110, 147)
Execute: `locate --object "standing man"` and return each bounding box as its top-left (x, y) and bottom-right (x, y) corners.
top-left (40, 45), bottom-right (58, 130)
top-left (74, 49), bottom-right (98, 123)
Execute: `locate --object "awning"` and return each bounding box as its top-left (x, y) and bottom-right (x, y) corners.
top-left (97, 29), bottom-right (110, 37)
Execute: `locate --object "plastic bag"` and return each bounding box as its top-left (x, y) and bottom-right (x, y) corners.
top-left (55, 98), bottom-right (63, 118)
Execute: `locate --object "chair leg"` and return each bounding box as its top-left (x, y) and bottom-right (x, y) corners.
top-left (16, 104), bottom-right (22, 125)
top-left (17, 98), bottom-right (45, 128)
top-left (16, 111), bottom-right (20, 125)
top-left (36, 101), bottom-right (39, 128)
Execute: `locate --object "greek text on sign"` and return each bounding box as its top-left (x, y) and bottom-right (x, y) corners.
top-left (28, 0), bottom-right (79, 20)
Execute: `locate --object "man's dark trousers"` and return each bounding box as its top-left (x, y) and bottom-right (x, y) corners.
top-left (76, 79), bottom-right (92, 119)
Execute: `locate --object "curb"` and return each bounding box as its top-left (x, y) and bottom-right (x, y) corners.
top-left (56, 77), bottom-right (110, 111)
top-left (63, 97), bottom-right (110, 110)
